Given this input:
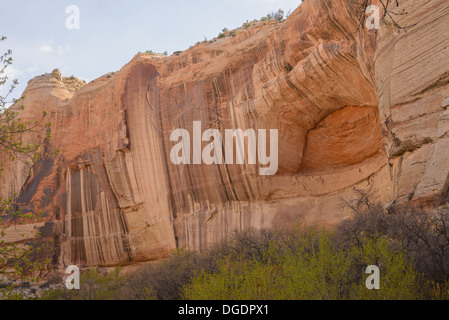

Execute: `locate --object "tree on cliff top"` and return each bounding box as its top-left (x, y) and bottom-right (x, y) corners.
top-left (0, 36), bottom-right (51, 299)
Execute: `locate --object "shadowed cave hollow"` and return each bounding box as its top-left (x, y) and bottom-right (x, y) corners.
top-left (300, 106), bottom-right (385, 173)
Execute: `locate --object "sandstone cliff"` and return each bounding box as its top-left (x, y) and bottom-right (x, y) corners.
top-left (374, 0), bottom-right (449, 207)
top-left (1, 0), bottom-right (448, 268)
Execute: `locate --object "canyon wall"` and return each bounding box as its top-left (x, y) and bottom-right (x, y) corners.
top-left (374, 0), bottom-right (449, 207)
top-left (1, 0), bottom-right (447, 268)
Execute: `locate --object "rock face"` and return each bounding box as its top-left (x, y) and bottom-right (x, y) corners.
top-left (1, 0), bottom-right (447, 268)
top-left (374, 0), bottom-right (449, 207)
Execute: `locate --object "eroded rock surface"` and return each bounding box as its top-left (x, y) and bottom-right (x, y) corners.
top-left (2, 0), bottom-right (447, 267)
top-left (374, 0), bottom-right (449, 206)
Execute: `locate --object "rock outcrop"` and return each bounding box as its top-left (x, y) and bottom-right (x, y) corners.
top-left (1, 0), bottom-right (448, 268)
top-left (374, 0), bottom-right (449, 207)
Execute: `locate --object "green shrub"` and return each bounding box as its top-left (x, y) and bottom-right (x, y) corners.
top-left (218, 28), bottom-right (229, 38)
top-left (337, 191), bottom-right (449, 296)
top-left (40, 267), bottom-right (128, 300)
top-left (127, 249), bottom-right (205, 300)
top-left (182, 229), bottom-right (421, 300)
top-left (284, 64), bottom-right (293, 73)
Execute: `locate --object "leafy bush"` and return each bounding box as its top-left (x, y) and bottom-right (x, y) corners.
top-left (218, 28), bottom-right (230, 39)
top-left (337, 191), bottom-right (449, 289)
top-left (40, 267), bottom-right (129, 300)
top-left (284, 64), bottom-right (293, 73)
top-left (182, 228), bottom-right (421, 300)
top-left (260, 9), bottom-right (288, 22)
top-left (126, 250), bottom-right (201, 300)
top-left (126, 229), bottom-right (282, 300)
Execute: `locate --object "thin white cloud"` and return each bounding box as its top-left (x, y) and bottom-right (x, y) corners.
top-left (3, 65), bottom-right (22, 79)
top-left (25, 66), bottom-right (38, 74)
top-left (57, 43), bottom-right (72, 57)
top-left (38, 44), bottom-right (53, 53)
top-left (37, 40), bottom-right (71, 57)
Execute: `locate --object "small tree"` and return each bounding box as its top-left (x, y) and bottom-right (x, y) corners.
top-left (0, 36), bottom-right (51, 298)
top-left (261, 9), bottom-right (287, 22)
top-left (337, 190), bottom-right (449, 298)
top-left (272, 9), bottom-right (285, 21)
top-left (218, 28), bottom-right (229, 39)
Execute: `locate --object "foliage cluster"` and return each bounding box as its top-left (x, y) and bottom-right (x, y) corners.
top-left (0, 36), bottom-right (52, 298)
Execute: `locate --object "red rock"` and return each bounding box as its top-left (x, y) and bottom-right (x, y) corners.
top-left (2, 0), bottom-right (447, 267)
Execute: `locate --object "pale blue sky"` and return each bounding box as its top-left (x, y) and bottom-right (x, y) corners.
top-left (0, 0), bottom-right (302, 100)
